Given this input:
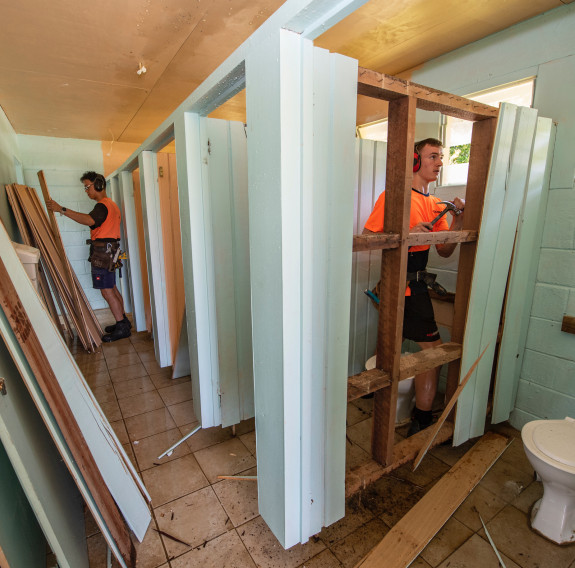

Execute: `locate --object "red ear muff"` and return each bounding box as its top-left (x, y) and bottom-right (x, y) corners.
top-left (413, 151), bottom-right (421, 173)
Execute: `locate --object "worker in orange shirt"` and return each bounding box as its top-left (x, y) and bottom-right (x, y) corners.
top-left (364, 138), bottom-right (465, 436)
top-left (47, 171), bottom-right (131, 342)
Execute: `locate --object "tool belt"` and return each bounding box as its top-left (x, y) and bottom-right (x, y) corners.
top-left (87, 239), bottom-right (123, 272)
top-left (406, 270), bottom-right (447, 296)
top-left (366, 270), bottom-right (447, 309)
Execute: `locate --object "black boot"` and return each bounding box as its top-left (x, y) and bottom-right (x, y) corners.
top-left (104, 316), bottom-right (132, 333)
top-left (407, 407), bottom-right (433, 437)
top-left (102, 319), bottom-right (131, 342)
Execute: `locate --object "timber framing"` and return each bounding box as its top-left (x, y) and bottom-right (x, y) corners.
top-left (350, 68), bottom-right (499, 467)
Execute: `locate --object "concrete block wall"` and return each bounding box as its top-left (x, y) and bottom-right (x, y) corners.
top-left (17, 135), bottom-right (107, 310)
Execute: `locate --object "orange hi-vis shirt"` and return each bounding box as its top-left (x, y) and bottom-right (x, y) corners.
top-left (90, 197), bottom-right (121, 240)
top-left (364, 189), bottom-right (450, 252)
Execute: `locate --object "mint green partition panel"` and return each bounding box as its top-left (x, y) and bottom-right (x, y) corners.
top-left (246, 28), bottom-right (357, 547)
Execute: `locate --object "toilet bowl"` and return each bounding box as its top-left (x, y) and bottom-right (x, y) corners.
top-left (365, 355), bottom-right (415, 424)
top-left (521, 418), bottom-right (575, 544)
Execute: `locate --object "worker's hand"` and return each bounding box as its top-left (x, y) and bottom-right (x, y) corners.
top-left (411, 221), bottom-right (433, 233)
top-left (452, 197), bottom-right (465, 214)
top-left (45, 199), bottom-right (62, 213)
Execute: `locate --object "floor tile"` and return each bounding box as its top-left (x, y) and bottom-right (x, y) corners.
top-left (114, 376), bottom-right (156, 400)
top-left (92, 383), bottom-right (117, 405)
top-left (86, 532), bottom-right (123, 567)
top-left (212, 467), bottom-right (259, 527)
top-left (437, 533), bottom-right (521, 568)
top-left (483, 504), bottom-right (575, 568)
top-left (239, 430), bottom-right (256, 456)
top-left (149, 372), bottom-right (187, 389)
top-left (142, 454), bottom-right (209, 508)
top-left (118, 390), bottom-right (165, 419)
top-left (109, 419), bottom-right (130, 445)
top-left (428, 438), bottom-right (476, 467)
top-left (393, 454), bottom-right (450, 488)
top-left (166, 399), bottom-right (196, 428)
top-left (155, 486), bottom-right (230, 558)
top-left (194, 437), bottom-right (256, 484)
top-left (185, 424), bottom-right (234, 453)
top-left (318, 498), bottom-right (374, 547)
top-left (346, 418), bottom-right (374, 454)
top-left (300, 549), bottom-right (344, 568)
top-left (350, 397), bottom-right (374, 416)
top-left (498, 437), bottom-right (534, 477)
top-left (512, 480), bottom-right (543, 515)
top-left (329, 518), bottom-right (389, 568)
top-left (78, 358), bottom-right (108, 376)
top-left (133, 428), bottom-right (191, 471)
top-left (125, 407), bottom-right (176, 441)
top-left (109, 362), bottom-right (148, 383)
top-left (130, 523), bottom-right (168, 568)
top-left (138, 350), bottom-right (159, 363)
top-left (452, 484), bottom-right (507, 532)
top-left (104, 351), bottom-right (143, 370)
top-left (235, 418), bottom-right (256, 436)
top-left (158, 381), bottom-right (193, 406)
top-left (122, 443), bottom-right (138, 470)
top-left (345, 440), bottom-right (372, 471)
top-left (132, 340), bottom-right (155, 353)
top-left (83, 369), bottom-right (111, 389)
top-left (143, 359), bottom-right (164, 375)
top-left (364, 475), bottom-right (426, 527)
top-left (239, 516), bottom-right (326, 568)
top-left (170, 529), bottom-right (256, 568)
top-left (347, 402), bottom-right (371, 427)
top-left (420, 517), bottom-right (474, 567)
top-left (479, 458), bottom-right (535, 503)
top-left (102, 340), bottom-right (136, 357)
top-left (99, 399), bottom-right (122, 422)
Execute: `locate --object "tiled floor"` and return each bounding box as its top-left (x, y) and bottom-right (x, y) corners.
top-left (74, 311), bottom-right (575, 568)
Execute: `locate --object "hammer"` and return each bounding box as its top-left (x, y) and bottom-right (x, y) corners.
top-left (430, 200), bottom-right (462, 226)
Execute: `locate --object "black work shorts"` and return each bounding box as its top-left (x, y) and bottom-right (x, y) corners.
top-left (403, 291), bottom-right (440, 343)
top-left (92, 266), bottom-right (116, 290)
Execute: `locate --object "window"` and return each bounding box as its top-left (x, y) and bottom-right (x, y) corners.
top-left (442, 79), bottom-right (535, 185)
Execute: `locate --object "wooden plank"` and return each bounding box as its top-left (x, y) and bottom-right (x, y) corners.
top-left (492, 118), bottom-right (554, 423)
top-left (0, 256), bottom-right (134, 568)
top-left (345, 422), bottom-right (454, 498)
top-left (561, 315), bottom-right (575, 335)
top-left (353, 230), bottom-right (478, 252)
top-left (446, 117), bottom-right (497, 403)
top-left (357, 68), bottom-right (499, 121)
top-left (372, 95), bottom-right (416, 465)
top-left (347, 369), bottom-right (391, 401)
top-left (354, 432), bottom-right (509, 568)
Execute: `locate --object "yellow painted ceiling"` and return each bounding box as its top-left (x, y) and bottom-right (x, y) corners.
top-left (0, 0), bottom-right (566, 144)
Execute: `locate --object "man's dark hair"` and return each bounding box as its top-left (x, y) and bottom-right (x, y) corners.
top-left (80, 171), bottom-right (106, 191)
top-left (414, 138), bottom-right (444, 154)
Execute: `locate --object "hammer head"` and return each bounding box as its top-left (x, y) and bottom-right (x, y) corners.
top-left (437, 200), bottom-right (462, 215)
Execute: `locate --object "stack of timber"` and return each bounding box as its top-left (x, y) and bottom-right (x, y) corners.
top-left (5, 180), bottom-right (103, 352)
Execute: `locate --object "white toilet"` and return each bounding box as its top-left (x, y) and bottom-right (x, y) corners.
top-left (521, 417), bottom-right (575, 544)
top-left (365, 355), bottom-right (415, 424)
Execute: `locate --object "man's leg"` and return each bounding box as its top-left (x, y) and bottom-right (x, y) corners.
top-left (100, 286), bottom-right (124, 321)
top-left (413, 338), bottom-right (443, 411)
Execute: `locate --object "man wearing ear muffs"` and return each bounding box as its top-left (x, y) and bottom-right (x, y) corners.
top-left (47, 171), bottom-right (131, 342)
top-left (363, 139), bottom-right (465, 436)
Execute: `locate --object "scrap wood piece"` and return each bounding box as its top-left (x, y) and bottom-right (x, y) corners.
top-left (345, 422), bottom-right (454, 499)
top-left (413, 343), bottom-right (490, 471)
top-left (217, 475), bottom-right (257, 481)
top-left (0, 255), bottom-right (135, 567)
top-left (478, 511), bottom-right (508, 568)
top-left (353, 431), bottom-right (509, 568)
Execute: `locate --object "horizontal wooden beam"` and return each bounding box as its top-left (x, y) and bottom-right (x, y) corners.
top-left (353, 230), bottom-right (477, 252)
top-left (347, 342), bottom-right (461, 401)
top-left (358, 68), bottom-right (499, 122)
top-left (561, 315), bottom-right (575, 335)
top-left (345, 422), bottom-right (454, 497)
top-left (348, 369), bottom-right (391, 401)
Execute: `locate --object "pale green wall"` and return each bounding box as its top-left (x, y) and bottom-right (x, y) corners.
top-left (17, 135), bottom-right (107, 309)
top-left (409, 3), bottom-right (575, 429)
top-left (0, 106), bottom-right (22, 239)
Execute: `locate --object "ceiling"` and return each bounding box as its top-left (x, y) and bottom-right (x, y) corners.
top-left (0, 0), bottom-right (567, 145)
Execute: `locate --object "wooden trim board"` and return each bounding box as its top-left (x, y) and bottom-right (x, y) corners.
top-left (352, 230), bottom-right (477, 252)
top-left (354, 432), bottom-right (509, 568)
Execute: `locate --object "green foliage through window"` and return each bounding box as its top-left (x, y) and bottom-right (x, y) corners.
top-left (449, 144), bottom-right (471, 164)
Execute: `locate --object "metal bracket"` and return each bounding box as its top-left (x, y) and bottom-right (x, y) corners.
top-left (0, 378), bottom-right (6, 396)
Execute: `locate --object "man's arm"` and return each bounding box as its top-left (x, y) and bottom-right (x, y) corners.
top-left (46, 199), bottom-right (95, 227)
top-left (436, 197), bottom-right (465, 258)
